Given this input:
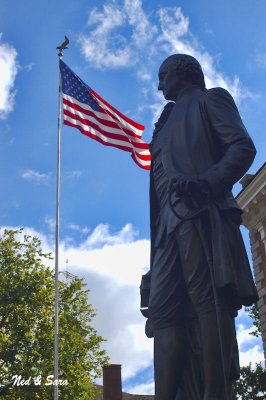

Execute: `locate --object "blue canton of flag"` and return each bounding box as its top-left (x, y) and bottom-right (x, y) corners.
top-left (60, 62), bottom-right (99, 111)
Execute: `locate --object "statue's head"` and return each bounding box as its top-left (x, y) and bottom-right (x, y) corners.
top-left (158, 54), bottom-right (205, 101)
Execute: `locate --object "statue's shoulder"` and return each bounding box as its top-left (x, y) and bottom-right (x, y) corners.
top-left (204, 87), bottom-right (237, 110)
top-left (206, 87), bottom-right (233, 96)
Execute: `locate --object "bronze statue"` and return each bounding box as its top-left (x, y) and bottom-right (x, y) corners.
top-left (141, 54), bottom-right (258, 400)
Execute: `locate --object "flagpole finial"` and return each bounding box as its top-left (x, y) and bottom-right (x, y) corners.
top-left (56, 36), bottom-right (69, 58)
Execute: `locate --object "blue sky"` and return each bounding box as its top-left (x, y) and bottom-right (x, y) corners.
top-left (0, 0), bottom-right (265, 395)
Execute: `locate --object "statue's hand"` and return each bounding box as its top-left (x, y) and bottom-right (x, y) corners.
top-left (175, 177), bottom-right (206, 195)
top-left (169, 176), bottom-right (211, 208)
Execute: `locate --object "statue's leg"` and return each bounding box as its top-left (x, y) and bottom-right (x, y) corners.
top-left (154, 325), bottom-right (186, 400)
top-left (149, 232), bottom-right (188, 400)
top-left (177, 219), bottom-right (236, 400)
top-left (197, 308), bottom-right (235, 400)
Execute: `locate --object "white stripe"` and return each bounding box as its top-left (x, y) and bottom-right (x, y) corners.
top-left (64, 103), bottom-right (151, 151)
top-left (133, 150), bottom-right (152, 166)
top-left (63, 94), bottom-right (143, 138)
top-left (133, 149), bottom-right (151, 163)
top-left (63, 103), bottom-right (131, 138)
top-left (91, 92), bottom-right (144, 138)
top-left (64, 114), bottom-right (134, 150)
top-left (135, 148), bottom-right (152, 158)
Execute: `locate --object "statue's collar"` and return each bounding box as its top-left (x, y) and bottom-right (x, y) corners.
top-left (174, 85), bottom-right (203, 103)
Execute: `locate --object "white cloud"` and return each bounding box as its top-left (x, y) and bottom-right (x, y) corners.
top-left (157, 6), bottom-right (190, 49)
top-left (78, 0), bottom-right (252, 125)
top-left (123, 0), bottom-right (157, 48)
top-left (125, 381), bottom-right (154, 395)
top-left (78, 0), bottom-right (158, 69)
top-left (88, 276), bottom-right (152, 380)
top-left (61, 225), bottom-right (149, 289)
top-left (137, 69), bottom-right (152, 82)
top-left (20, 169), bottom-right (51, 183)
top-left (59, 224), bottom-right (151, 381)
top-left (45, 217), bottom-right (56, 232)
top-left (78, 3), bottom-right (131, 69)
top-left (64, 170), bottom-right (83, 180)
top-left (255, 51), bottom-right (266, 68)
top-left (0, 34), bottom-right (19, 118)
top-left (23, 62), bottom-right (34, 71)
top-left (237, 322), bottom-right (264, 367)
top-left (79, 223), bottom-right (139, 251)
top-left (67, 223), bottom-right (89, 235)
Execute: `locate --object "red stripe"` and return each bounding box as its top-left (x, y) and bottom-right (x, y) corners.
top-left (98, 104), bottom-right (142, 139)
top-left (64, 109), bottom-right (150, 151)
top-left (131, 152), bottom-right (151, 170)
top-left (134, 142), bottom-right (150, 150)
top-left (64, 120), bottom-right (133, 153)
top-left (91, 89), bottom-right (145, 131)
top-left (64, 109), bottom-right (131, 144)
top-left (64, 119), bottom-right (151, 169)
top-left (134, 151), bottom-right (152, 161)
top-left (63, 97), bottom-right (141, 140)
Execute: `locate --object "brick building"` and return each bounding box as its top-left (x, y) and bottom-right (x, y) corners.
top-left (237, 162), bottom-right (266, 363)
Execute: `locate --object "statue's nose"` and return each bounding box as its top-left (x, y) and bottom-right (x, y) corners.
top-left (158, 81), bottom-right (163, 91)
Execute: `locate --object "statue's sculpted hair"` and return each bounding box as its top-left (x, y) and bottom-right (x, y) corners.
top-left (162, 54), bottom-right (206, 90)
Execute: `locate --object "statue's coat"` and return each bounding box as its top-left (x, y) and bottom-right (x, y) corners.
top-left (149, 86), bottom-right (258, 311)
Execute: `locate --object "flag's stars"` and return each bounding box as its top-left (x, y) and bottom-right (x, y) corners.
top-left (60, 61), bottom-right (99, 111)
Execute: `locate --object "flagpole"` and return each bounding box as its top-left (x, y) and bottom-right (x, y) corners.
top-left (54, 36), bottom-right (69, 400)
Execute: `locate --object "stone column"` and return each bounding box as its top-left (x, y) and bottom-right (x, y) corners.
top-left (237, 163), bottom-right (266, 363)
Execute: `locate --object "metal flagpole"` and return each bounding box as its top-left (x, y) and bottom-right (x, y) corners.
top-left (54, 36), bottom-right (69, 400)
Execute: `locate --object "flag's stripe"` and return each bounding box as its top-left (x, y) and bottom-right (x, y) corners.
top-left (63, 100), bottom-right (143, 144)
top-left (63, 114), bottom-right (151, 159)
top-left (92, 94), bottom-right (144, 138)
top-left (98, 104), bottom-right (142, 139)
top-left (91, 89), bottom-right (144, 132)
top-left (64, 118), bottom-right (150, 169)
top-left (133, 150), bottom-right (151, 161)
top-left (63, 96), bottom-right (141, 140)
top-left (63, 97), bottom-right (150, 150)
top-left (64, 116), bottom-right (137, 151)
top-left (63, 94), bottom-right (143, 139)
top-left (63, 106), bottom-right (132, 143)
top-left (131, 152), bottom-right (151, 170)
top-left (63, 108), bottom-right (150, 151)
top-left (64, 118), bottom-right (133, 152)
top-left (133, 152), bottom-right (152, 166)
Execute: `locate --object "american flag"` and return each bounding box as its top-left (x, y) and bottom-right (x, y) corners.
top-left (60, 60), bottom-right (151, 170)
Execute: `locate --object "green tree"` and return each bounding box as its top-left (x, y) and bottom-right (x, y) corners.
top-left (234, 363), bottom-right (266, 399)
top-left (0, 228), bottom-right (108, 399)
top-left (245, 304), bottom-right (261, 338)
top-left (233, 304), bottom-right (266, 399)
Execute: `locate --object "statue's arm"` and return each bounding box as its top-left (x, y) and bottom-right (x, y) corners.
top-left (149, 168), bottom-right (158, 269)
top-left (200, 87), bottom-right (256, 198)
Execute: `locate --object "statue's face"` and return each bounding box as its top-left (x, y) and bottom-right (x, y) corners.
top-left (158, 59), bottom-right (186, 101)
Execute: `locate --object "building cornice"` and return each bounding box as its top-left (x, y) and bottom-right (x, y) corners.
top-left (237, 164), bottom-right (266, 230)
